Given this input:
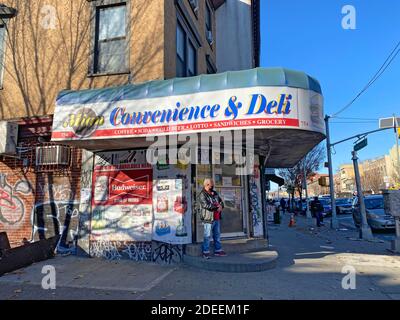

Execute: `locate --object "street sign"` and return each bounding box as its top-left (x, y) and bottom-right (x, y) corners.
top-left (354, 138), bottom-right (368, 151)
top-left (379, 117), bottom-right (400, 129)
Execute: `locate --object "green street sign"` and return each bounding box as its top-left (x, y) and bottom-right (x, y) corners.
top-left (354, 138), bottom-right (367, 151)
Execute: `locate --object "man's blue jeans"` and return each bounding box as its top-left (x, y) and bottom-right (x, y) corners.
top-left (202, 220), bottom-right (222, 254)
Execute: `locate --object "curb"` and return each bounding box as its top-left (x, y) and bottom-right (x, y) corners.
top-left (183, 250), bottom-right (278, 273)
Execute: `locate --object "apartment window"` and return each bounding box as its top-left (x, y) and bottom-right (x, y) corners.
top-left (205, 2), bottom-right (213, 45)
top-left (0, 25), bottom-right (6, 87)
top-left (176, 21), bottom-right (197, 77)
top-left (93, 3), bottom-right (128, 74)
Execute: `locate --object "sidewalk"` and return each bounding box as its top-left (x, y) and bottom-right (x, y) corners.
top-left (0, 213), bottom-right (399, 300)
top-left (0, 255), bottom-right (176, 299)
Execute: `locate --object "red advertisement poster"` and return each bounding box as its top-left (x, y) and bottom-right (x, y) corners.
top-left (92, 168), bottom-right (152, 206)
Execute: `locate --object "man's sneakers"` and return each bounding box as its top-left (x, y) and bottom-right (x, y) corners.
top-left (214, 250), bottom-right (227, 257)
top-left (203, 251), bottom-right (227, 259)
top-left (202, 252), bottom-right (211, 259)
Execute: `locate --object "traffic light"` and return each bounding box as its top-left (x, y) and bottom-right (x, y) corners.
top-left (318, 176), bottom-right (329, 187)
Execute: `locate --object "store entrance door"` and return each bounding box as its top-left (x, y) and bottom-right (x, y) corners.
top-left (212, 153), bottom-right (247, 238)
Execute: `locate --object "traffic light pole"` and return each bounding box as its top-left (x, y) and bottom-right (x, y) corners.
top-left (303, 163), bottom-right (312, 219)
top-left (394, 115), bottom-right (400, 183)
top-left (324, 115), bottom-right (339, 229)
top-left (352, 151), bottom-right (373, 240)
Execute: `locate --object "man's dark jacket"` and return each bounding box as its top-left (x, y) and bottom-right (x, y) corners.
top-left (199, 189), bottom-right (224, 223)
top-left (310, 199), bottom-right (323, 216)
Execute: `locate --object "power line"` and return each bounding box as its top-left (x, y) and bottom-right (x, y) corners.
top-left (334, 116), bottom-right (378, 121)
top-left (331, 121), bottom-right (377, 124)
top-left (332, 40), bottom-right (400, 117)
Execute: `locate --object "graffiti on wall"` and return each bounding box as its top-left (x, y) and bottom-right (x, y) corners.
top-left (0, 173), bottom-right (32, 228)
top-left (37, 183), bottom-right (76, 202)
top-left (152, 242), bottom-right (183, 264)
top-left (32, 201), bottom-right (80, 252)
top-left (90, 240), bottom-right (152, 261)
top-left (249, 156), bottom-right (264, 237)
top-left (34, 178), bottom-right (79, 252)
top-left (90, 240), bottom-right (182, 264)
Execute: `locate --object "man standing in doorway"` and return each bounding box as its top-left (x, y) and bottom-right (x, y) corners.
top-left (199, 178), bottom-right (226, 259)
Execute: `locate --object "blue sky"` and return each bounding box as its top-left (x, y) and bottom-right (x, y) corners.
top-left (260, 0), bottom-right (400, 173)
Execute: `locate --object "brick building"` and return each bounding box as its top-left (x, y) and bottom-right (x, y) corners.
top-left (1, 1), bottom-right (326, 265)
top-left (0, 0), bottom-right (262, 253)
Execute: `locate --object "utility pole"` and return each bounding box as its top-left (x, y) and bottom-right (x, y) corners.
top-left (303, 163), bottom-right (311, 218)
top-left (352, 151), bottom-right (373, 240)
top-left (394, 114), bottom-right (400, 184)
top-left (324, 115), bottom-right (339, 229)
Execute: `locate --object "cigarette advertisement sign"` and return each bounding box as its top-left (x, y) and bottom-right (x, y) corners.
top-left (91, 150), bottom-right (153, 242)
top-left (152, 155), bottom-right (192, 244)
top-left (90, 149), bottom-right (192, 244)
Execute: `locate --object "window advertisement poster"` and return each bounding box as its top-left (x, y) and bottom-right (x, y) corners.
top-left (91, 150), bottom-right (153, 242)
top-left (152, 153), bottom-right (192, 244)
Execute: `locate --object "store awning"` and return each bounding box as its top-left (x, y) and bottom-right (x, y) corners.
top-left (51, 67), bottom-right (325, 167)
top-left (265, 174), bottom-right (285, 187)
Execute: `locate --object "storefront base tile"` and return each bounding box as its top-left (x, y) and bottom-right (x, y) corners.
top-left (185, 238), bottom-right (268, 257)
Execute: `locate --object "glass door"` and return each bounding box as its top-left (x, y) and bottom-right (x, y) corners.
top-left (213, 152), bottom-right (246, 238)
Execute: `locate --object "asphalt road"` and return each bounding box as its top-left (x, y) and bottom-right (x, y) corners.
top-left (334, 213), bottom-right (396, 242)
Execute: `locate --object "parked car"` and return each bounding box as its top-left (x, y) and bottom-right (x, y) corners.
top-left (352, 195), bottom-right (395, 231)
top-left (293, 198), bottom-right (308, 214)
top-left (318, 197), bottom-right (332, 217)
top-left (335, 198), bottom-right (353, 215)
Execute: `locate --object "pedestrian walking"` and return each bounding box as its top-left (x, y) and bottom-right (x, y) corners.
top-left (280, 198), bottom-right (286, 214)
top-left (310, 196), bottom-right (324, 227)
top-left (199, 178), bottom-right (226, 259)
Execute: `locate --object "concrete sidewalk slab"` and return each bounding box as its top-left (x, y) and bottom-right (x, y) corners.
top-left (0, 255), bottom-right (176, 292)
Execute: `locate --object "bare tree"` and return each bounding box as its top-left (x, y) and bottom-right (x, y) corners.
top-left (361, 168), bottom-right (384, 194)
top-left (1, 0), bottom-right (158, 119)
top-left (279, 143), bottom-right (326, 208)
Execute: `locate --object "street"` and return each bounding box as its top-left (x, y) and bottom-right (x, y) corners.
top-left (335, 213), bottom-right (397, 242)
top-left (0, 213), bottom-right (399, 300)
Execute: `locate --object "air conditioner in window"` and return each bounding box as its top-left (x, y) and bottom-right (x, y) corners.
top-left (206, 30), bottom-right (213, 45)
top-left (189, 0), bottom-right (198, 11)
top-left (36, 145), bottom-right (71, 166)
top-left (0, 121), bottom-right (18, 156)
